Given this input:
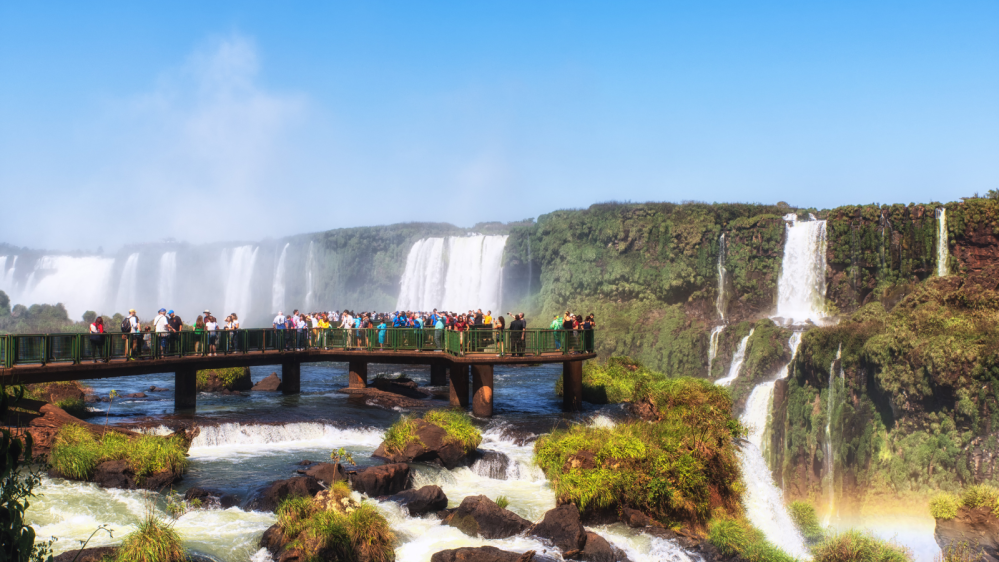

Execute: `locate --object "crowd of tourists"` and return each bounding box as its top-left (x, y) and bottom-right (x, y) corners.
top-left (86, 306), bottom-right (595, 362)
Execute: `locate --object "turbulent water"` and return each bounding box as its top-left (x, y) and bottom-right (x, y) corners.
top-left (27, 362), bottom-right (677, 561)
top-left (707, 325), bottom-right (724, 374)
top-left (937, 208), bottom-right (948, 277)
top-left (776, 214), bottom-right (827, 324)
top-left (715, 329), bottom-right (754, 387)
top-left (397, 235), bottom-right (508, 312)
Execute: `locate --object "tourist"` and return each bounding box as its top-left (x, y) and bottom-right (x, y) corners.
top-left (583, 314), bottom-right (595, 352)
top-left (434, 315), bottom-right (445, 350)
top-left (127, 308), bottom-right (140, 359)
top-left (230, 313), bottom-right (240, 353)
top-left (285, 313), bottom-right (296, 350)
top-left (153, 308), bottom-right (171, 357)
top-left (493, 314), bottom-right (505, 356)
top-left (89, 316), bottom-right (106, 363)
top-left (509, 313), bottom-right (526, 357)
top-left (205, 314), bottom-right (219, 356)
top-left (168, 310), bottom-right (183, 354)
top-left (224, 315), bottom-right (235, 352)
top-left (377, 317), bottom-right (387, 349)
top-left (194, 315), bottom-right (205, 354)
top-left (273, 310), bottom-right (286, 351)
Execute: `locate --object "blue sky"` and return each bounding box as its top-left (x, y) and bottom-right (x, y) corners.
top-left (1, 1), bottom-right (996, 250)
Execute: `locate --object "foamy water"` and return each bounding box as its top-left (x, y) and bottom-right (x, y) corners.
top-left (187, 422), bottom-right (385, 459)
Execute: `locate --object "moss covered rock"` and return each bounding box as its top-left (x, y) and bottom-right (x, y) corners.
top-left (196, 367), bottom-right (252, 392)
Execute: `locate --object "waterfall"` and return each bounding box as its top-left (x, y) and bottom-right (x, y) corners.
top-left (708, 325), bottom-right (724, 375)
top-left (305, 241), bottom-right (316, 311)
top-left (736, 331), bottom-right (809, 560)
top-left (776, 214), bottom-right (828, 324)
top-left (15, 256), bottom-right (116, 320)
top-left (823, 343), bottom-right (842, 525)
top-left (272, 243), bottom-right (289, 314)
top-left (716, 233), bottom-right (728, 321)
top-left (527, 237), bottom-right (533, 297)
top-left (0, 256), bottom-right (11, 294)
top-left (715, 329), bottom-right (754, 387)
top-left (114, 253), bottom-right (140, 313)
top-left (158, 252), bottom-right (177, 306)
top-left (397, 235), bottom-right (508, 312)
top-left (936, 208), bottom-right (948, 277)
top-left (221, 246), bottom-right (258, 318)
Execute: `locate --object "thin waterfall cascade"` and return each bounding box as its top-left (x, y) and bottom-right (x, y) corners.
top-left (823, 343), bottom-right (842, 525)
top-left (716, 233), bottom-right (728, 321)
top-left (527, 237), bottom-right (533, 297)
top-left (114, 253), bottom-right (141, 314)
top-left (305, 241), bottom-right (316, 311)
top-left (397, 235), bottom-right (508, 312)
top-left (937, 208), bottom-right (949, 277)
top-left (736, 331), bottom-right (809, 560)
top-left (776, 214), bottom-right (828, 325)
top-left (272, 243), bottom-right (289, 314)
top-left (221, 246), bottom-right (259, 319)
top-left (13, 255), bottom-right (116, 320)
top-left (1, 256), bottom-right (16, 288)
top-left (708, 325), bottom-right (725, 375)
top-left (715, 329), bottom-right (754, 387)
top-left (158, 252), bottom-right (177, 306)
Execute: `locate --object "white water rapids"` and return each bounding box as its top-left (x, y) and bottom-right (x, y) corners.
top-left (776, 214), bottom-right (827, 325)
top-left (936, 208), bottom-right (948, 277)
top-left (715, 328), bottom-right (754, 387)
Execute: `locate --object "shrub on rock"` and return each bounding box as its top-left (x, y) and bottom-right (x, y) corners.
top-left (374, 410), bottom-right (482, 469)
top-left (196, 367), bottom-right (252, 392)
top-left (811, 530), bottom-right (912, 562)
top-left (111, 513), bottom-right (186, 562)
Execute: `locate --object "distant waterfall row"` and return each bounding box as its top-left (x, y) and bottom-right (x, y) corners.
top-left (396, 235), bottom-right (509, 313)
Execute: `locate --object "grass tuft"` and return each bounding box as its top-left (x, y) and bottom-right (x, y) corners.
top-left (960, 485), bottom-right (999, 517)
top-left (495, 496), bottom-right (510, 510)
top-left (382, 417), bottom-right (421, 455)
top-left (707, 517), bottom-right (795, 562)
top-left (423, 409), bottom-right (482, 453)
top-left (277, 491), bottom-right (395, 562)
top-left (48, 424), bottom-right (189, 483)
top-left (112, 513), bottom-right (185, 562)
top-left (812, 530), bottom-right (912, 562)
top-left (929, 494), bottom-right (960, 520)
top-left (788, 500), bottom-right (825, 543)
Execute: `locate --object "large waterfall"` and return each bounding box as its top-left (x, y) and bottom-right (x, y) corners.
top-left (221, 246), bottom-right (258, 318)
top-left (0, 255), bottom-right (116, 320)
top-left (776, 214), bottom-right (827, 324)
top-left (114, 253), bottom-right (141, 313)
top-left (397, 235), bottom-right (508, 312)
top-left (158, 252), bottom-right (177, 306)
top-left (737, 331), bottom-right (809, 560)
top-left (272, 243), bottom-right (289, 314)
top-left (936, 208), bottom-right (948, 277)
top-left (715, 329), bottom-right (754, 387)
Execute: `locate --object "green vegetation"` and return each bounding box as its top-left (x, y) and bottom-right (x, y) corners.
top-left (535, 376), bottom-right (742, 526)
top-left (707, 517), bottom-right (795, 562)
top-left (494, 496), bottom-right (510, 510)
top-left (48, 424), bottom-right (189, 483)
top-left (275, 482), bottom-right (395, 562)
top-left (788, 500), bottom-right (825, 543)
top-left (930, 485), bottom-right (999, 520)
top-left (811, 530), bottom-right (912, 562)
top-left (383, 409), bottom-right (482, 455)
top-left (196, 367), bottom-right (251, 391)
top-left (937, 541), bottom-right (985, 562)
top-left (555, 356), bottom-right (667, 404)
top-left (929, 494), bottom-right (959, 520)
top-left (112, 513), bottom-right (186, 562)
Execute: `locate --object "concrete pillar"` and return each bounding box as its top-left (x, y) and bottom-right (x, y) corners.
top-left (563, 360), bottom-right (583, 412)
top-left (282, 361), bottom-right (301, 395)
top-left (449, 364), bottom-right (470, 408)
top-left (175, 366), bottom-right (197, 411)
top-left (430, 363), bottom-right (448, 386)
top-left (471, 364), bottom-right (494, 417)
top-left (348, 360), bottom-right (367, 389)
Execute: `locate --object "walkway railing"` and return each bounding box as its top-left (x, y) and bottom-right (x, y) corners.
top-left (0, 328), bottom-right (595, 368)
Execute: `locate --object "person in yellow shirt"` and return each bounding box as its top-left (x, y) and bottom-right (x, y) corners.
top-left (483, 311), bottom-right (493, 325)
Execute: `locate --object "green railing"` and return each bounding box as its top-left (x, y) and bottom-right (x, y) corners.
top-left (0, 328), bottom-right (594, 368)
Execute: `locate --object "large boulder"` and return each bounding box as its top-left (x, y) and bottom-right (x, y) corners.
top-left (445, 495), bottom-right (531, 539)
top-left (197, 367), bottom-right (253, 392)
top-left (619, 507), bottom-right (650, 528)
top-left (300, 462), bottom-right (349, 486)
top-left (246, 476), bottom-right (322, 512)
top-left (530, 504), bottom-right (587, 553)
top-left (580, 531), bottom-right (627, 562)
top-left (184, 486), bottom-right (240, 509)
top-left (350, 463), bottom-right (410, 496)
top-left (935, 507), bottom-right (999, 562)
top-left (373, 419), bottom-right (475, 469)
top-left (431, 547), bottom-right (538, 562)
top-left (389, 485), bottom-right (449, 516)
top-left (90, 460), bottom-right (179, 491)
top-left (52, 547), bottom-right (118, 562)
top-left (252, 373), bottom-right (283, 391)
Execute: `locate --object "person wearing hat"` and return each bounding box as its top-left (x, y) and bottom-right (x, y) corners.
top-left (167, 310), bottom-right (183, 354)
top-left (153, 308), bottom-right (172, 357)
top-left (127, 309), bottom-right (140, 359)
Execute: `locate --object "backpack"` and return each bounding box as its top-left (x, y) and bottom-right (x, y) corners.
top-left (121, 316), bottom-right (131, 333)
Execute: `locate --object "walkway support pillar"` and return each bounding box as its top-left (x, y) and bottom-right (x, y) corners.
top-left (430, 363), bottom-right (448, 386)
top-left (563, 360), bottom-right (583, 412)
top-left (349, 360), bottom-right (367, 389)
top-left (449, 364), bottom-right (470, 409)
top-left (471, 364), bottom-right (494, 417)
top-left (175, 366), bottom-right (197, 411)
top-left (282, 361), bottom-right (301, 395)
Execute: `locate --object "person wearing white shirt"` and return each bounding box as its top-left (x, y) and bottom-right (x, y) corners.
top-left (153, 309), bottom-right (171, 357)
top-left (205, 316), bottom-right (219, 356)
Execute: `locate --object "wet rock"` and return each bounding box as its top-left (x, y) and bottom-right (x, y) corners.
top-left (53, 547), bottom-right (118, 562)
top-left (246, 476), bottom-right (322, 512)
top-left (373, 376), bottom-right (432, 398)
top-left (252, 373), bottom-right (283, 391)
top-left (531, 504), bottom-right (586, 552)
top-left (431, 546), bottom-right (538, 562)
top-left (563, 451), bottom-right (597, 471)
top-left (122, 392), bottom-right (146, 398)
top-left (297, 459), bottom-right (314, 465)
top-left (389, 485), bottom-right (448, 516)
top-left (198, 367), bottom-right (253, 392)
top-left (471, 450), bottom-right (510, 480)
top-left (184, 486), bottom-right (240, 509)
top-left (339, 387), bottom-right (441, 410)
top-left (445, 495), bottom-right (531, 539)
top-left (620, 507), bottom-right (650, 528)
top-left (580, 531), bottom-right (628, 562)
top-left (303, 462), bottom-right (349, 486)
top-left (373, 419), bottom-right (476, 469)
top-left (28, 381), bottom-right (86, 405)
top-left (260, 524), bottom-right (290, 552)
top-left (148, 386), bottom-right (170, 392)
top-left (89, 460), bottom-right (180, 491)
top-left (350, 463), bottom-right (410, 496)
top-left (935, 507), bottom-right (999, 562)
